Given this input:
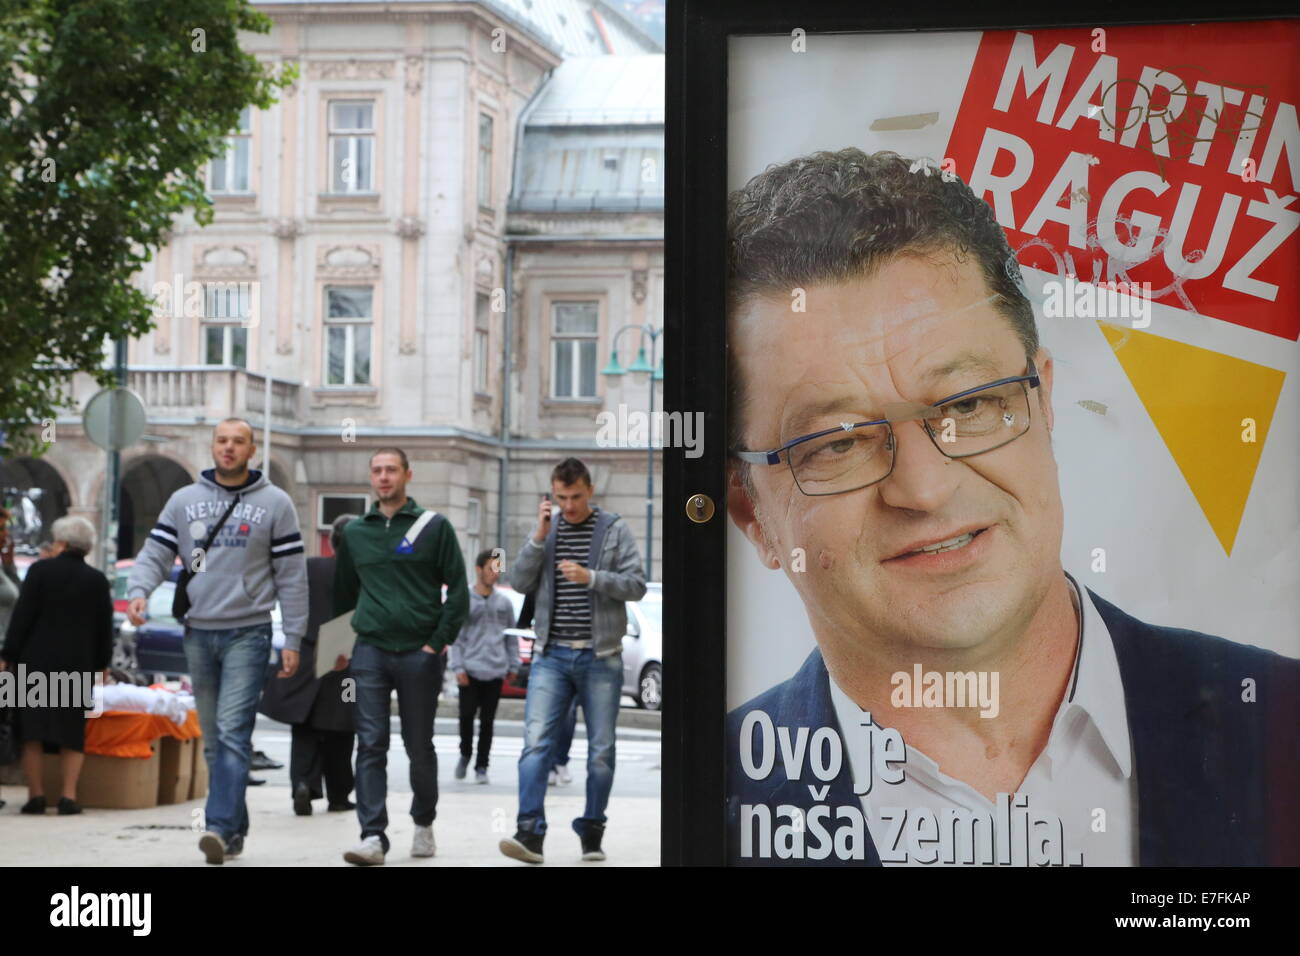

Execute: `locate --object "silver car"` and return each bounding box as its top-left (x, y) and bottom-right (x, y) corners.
top-left (621, 583), bottom-right (662, 710)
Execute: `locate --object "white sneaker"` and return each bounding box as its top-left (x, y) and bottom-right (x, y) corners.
top-left (556, 765), bottom-right (573, 785)
top-left (412, 824), bottom-right (436, 858)
top-left (344, 835), bottom-right (386, 866)
top-left (547, 770), bottom-right (557, 786)
top-left (475, 769), bottom-right (489, 785)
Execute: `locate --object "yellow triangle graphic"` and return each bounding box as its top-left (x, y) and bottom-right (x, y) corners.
top-left (1098, 324), bottom-right (1285, 556)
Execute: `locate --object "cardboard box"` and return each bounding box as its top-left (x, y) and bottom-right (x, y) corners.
top-left (189, 736), bottom-right (208, 800)
top-left (41, 743), bottom-right (160, 810)
top-left (157, 736), bottom-right (195, 805)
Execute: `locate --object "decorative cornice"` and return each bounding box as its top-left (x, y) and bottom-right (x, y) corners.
top-left (396, 215), bottom-right (425, 240)
top-left (309, 58), bottom-right (395, 81)
top-left (271, 217), bottom-right (304, 240)
top-left (404, 55), bottom-right (424, 94)
top-left (316, 242), bottom-right (381, 278)
top-left (193, 243), bottom-right (258, 277)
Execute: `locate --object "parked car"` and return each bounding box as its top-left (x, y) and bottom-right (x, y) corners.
top-left (494, 583), bottom-right (663, 710)
top-left (622, 584), bottom-right (662, 710)
top-left (130, 572), bottom-right (285, 679)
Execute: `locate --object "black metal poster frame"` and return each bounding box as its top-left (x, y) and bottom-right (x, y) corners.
top-left (662, 0), bottom-right (1298, 867)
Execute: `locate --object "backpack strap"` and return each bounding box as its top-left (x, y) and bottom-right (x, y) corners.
top-left (398, 509), bottom-right (438, 552)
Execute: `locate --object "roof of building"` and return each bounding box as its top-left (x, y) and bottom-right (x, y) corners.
top-left (511, 55), bottom-right (663, 213)
top-left (255, 0), bottom-right (661, 57)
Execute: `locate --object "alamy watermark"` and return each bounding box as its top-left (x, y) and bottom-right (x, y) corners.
top-left (149, 273), bottom-right (261, 328)
top-left (595, 405), bottom-right (704, 458)
top-left (0, 666), bottom-right (104, 717)
top-left (1041, 276), bottom-right (1153, 328)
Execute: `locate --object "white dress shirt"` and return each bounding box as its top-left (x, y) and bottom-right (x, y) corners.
top-left (829, 572), bottom-right (1138, 866)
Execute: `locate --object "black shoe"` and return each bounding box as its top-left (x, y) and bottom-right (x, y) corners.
top-left (293, 782), bottom-right (313, 816)
top-left (499, 829), bottom-right (545, 864)
top-left (578, 823), bottom-right (606, 862)
top-left (57, 797), bottom-right (82, 815)
top-left (247, 775), bottom-right (266, 786)
top-left (327, 800), bottom-right (356, 812)
top-left (20, 796), bottom-right (47, 815)
top-left (250, 750), bottom-right (283, 771)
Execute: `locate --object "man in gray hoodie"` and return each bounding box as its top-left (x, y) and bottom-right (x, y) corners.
top-left (450, 549), bottom-right (520, 784)
top-left (126, 418), bottom-right (308, 864)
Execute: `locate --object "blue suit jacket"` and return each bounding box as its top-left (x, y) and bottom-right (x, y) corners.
top-left (726, 591), bottom-right (1300, 866)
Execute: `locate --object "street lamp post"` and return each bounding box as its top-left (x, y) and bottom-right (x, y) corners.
top-left (601, 323), bottom-right (663, 582)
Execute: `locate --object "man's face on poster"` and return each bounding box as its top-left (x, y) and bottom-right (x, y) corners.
top-left (729, 252), bottom-right (1066, 658)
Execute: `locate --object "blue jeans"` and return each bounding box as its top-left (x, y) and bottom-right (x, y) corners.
top-left (352, 641), bottom-right (443, 853)
top-left (517, 646), bottom-right (622, 837)
top-left (553, 697), bottom-right (579, 769)
top-left (184, 623), bottom-right (273, 843)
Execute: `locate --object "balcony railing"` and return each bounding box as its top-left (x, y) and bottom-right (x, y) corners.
top-left (87, 366), bottom-right (303, 425)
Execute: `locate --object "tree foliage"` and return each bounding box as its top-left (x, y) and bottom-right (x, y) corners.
top-left (0, 0), bottom-right (292, 458)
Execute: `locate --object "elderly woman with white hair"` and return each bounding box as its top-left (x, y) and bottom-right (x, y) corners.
top-left (0, 514), bottom-right (114, 815)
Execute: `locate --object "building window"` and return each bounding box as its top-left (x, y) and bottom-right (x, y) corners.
top-left (209, 107), bottom-right (252, 194)
top-left (202, 324), bottom-right (247, 367)
top-left (474, 292), bottom-right (490, 394)
top-left (551, 301), bottom-right (599, 398)
top-left (478, 113), bottom-right (494, 209)
top-left (318, 494), bottom-right (369, 555)
top-left (324, 286), bottom-right (373, 386)
top-left (329, 100), bottom-right (375, 193)
top-left (466, 497), bottom-right (482, 560)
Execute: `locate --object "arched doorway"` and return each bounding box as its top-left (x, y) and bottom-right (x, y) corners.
top-left (0, 457), bottom-right (72, 555)
top-left (119, 457), bottom-right (192, 560)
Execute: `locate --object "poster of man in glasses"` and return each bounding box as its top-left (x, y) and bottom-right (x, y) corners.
top-left (722, 21), bottom-right (1300, 866)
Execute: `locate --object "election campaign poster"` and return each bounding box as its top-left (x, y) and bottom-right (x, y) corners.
top-left (722, 20), bottom-right (1300, 867)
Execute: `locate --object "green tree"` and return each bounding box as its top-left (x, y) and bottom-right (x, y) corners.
top-left (0, 0), bottom-right (293, 458)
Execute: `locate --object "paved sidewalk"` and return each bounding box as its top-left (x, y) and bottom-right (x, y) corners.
top-left (0, 715), bottom-right (661, 867)
top-left (0, 786), bottom-right (658, 866)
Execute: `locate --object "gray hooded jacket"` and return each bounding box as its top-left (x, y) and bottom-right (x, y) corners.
top-left (126, 468), bottom-right (309, 650)
top-left (509, 508), bottom-right (646, 659)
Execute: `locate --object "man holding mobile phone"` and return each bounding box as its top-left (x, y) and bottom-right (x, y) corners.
top-left (499, 457), bottom-right (646, 864)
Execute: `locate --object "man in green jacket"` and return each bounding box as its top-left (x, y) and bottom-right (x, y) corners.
top-left (332, 447), bottom-right (469, 866)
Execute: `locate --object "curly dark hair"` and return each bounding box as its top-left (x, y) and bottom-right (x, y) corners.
top-left (726, 148), bottom-right (1037, 468)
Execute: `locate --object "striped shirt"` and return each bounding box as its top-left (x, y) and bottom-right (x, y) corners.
top-left (551, 506), bottom-right (598, 643)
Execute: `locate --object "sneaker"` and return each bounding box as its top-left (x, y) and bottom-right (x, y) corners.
top-left (327, 799), bottom-right (356, 812)
top-left (547, 770), bottom-right (557, 786)
top-left (412, 824), bottom-right (436, 858)
top-left (454, 755), bottom-right (469, 780)
top-left (475, 769), bottom-right (489, 785)
top-left (556, 765), bottom-right (573, 785)
top-left (250, 749), bottom-right (284, 770)
top-left (226, 835), bottom-right (244, 859)
top-left (57, 797), bottom-right (82, 815)
top-left (199, 831), bottom-right (226, 865)
top-left (293, 782), bottom-right (312, 816)
top-left (499, 829), bottom-right (545, 864)
top-left (20, 796), bottom-right (47, 815)
top-left (344, 835), bottom-right (386, 866)
top-left (579, 823), bottom-right (606, 862)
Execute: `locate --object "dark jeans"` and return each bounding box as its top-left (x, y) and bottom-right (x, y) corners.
top-left (458, 676), bottom-right (503, 771)
top-left (352, 642), bottom-right (444, 853)
top-left (289, 725), bottom-right (355, 804)
top-left (552, 697), bottom-right (579, 769)
top-left (517, 646), bottom-right (622, 838)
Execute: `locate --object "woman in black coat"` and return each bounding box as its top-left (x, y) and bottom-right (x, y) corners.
top-left (0, 515), bottom-right (113, 816)
top-left (258, 514), bottom-right (356, 814)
